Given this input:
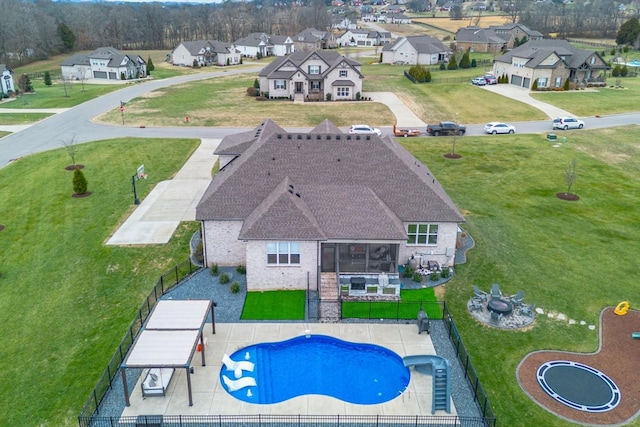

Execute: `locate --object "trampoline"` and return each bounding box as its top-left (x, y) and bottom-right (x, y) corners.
top-left (537, 360), bottom-right (620, 412)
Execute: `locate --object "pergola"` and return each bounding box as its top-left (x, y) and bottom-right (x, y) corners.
top-left (121, 299), bottom-right (215, 406)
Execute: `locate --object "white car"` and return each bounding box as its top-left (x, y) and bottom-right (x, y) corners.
top-left (472, 77), bottom-right (487, 86)
top-left (552, 117), bottom-right (585, 130)
top-left (483, 122), bottom-right (516, 134)
top-left (348, 124), bottom-right (381, 136)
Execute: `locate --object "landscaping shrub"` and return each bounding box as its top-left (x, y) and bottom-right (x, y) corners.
top-left (72, 168), bottom-right (88, 195)
top-left (471, 58), bottom-right (477, 68)
top-left (246, 87), bottom-right (258, 96)
top-left (459, 51), bottom-right (471, 69)
top-left (355, 91), bottom-right (361, 100)
top-left (621, 65), bottom-right (629, 77)
top-left (564, 77), bottom-right (570, 90)
top-left (147, 57), bottom-right (155, 74)
top-left (253, 79), bottom-right (260, 89)
top-left (210, 264), bottom-right (219, 276)
top-left (236, 265), bottom-right (246, 274)
top-left (413, 271), bottom-right (423, 283)
top-left (430, 271), bottom-right (440, 281)
top-left (230, 281), bottom-right (241, 294)
top-left (43, 71), bottom-right (52, 86)
top-left (219, 272), bottom-right (230, 284)
top-left (612, 64), bottom-right (621, 77)
top-left (447, 56), bottom-right (458, 70)
top-left (441, 266), bottom-right (450, 278)
top-left (439, 63), bottom-right (446, 70)
top-left (408, 64), bottom-right (431, 83)
top-left (532, 79), bottom-right (538, 90)
top-left (403, 266), bottom-right (415, 278)
top-left (326, 93), bottom-right (332, 101)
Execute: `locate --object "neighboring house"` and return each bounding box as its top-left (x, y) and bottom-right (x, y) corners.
top-left (332, 17), bottom-right (358, 30)
top-left (0, 64), bottom-right (16, 96)
top-left (336, 29), bottom-right (392, 47)
top-left (455, 23), bottom-right (543, 53)
top-left (387, 13), bottom-right (412, 24)
top-left (60, 47), bottom-right (146, 81)
top-left (172, 40), bottom-right (241, 66)
top-left (258, 50), bottom-right (363, 101)
top-left (195, 119), bottom-right (464, 298)
top-left (493, 39), bottom-right (609, 89)
top-left (294, 28), bottom-right (337, 51)
top-left (382, 35), bottom-right (451, 65)
top-left (234, 33), bottom-right (295, 58)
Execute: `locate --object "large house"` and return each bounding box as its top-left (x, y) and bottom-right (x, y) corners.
top-left (336, 29), bottom-right (392, 47)
top-left (234, 33), bottom-right (295, 58)
top-left (0, 64), bottom-right (15, 96)
top-left (172, 40), bottom-right (241, 67)
top-left (195, 119), bottom-right (464, 302)
top-left (455, 24), bottom-right (543, 53)
top-left (294, 28), bottom-right (337, 51)
top-left (382, 35), bottom-right (451, 65)
top-left (258, 50), bottom-right (363, 101)
top-left (60, 47), bottom-right (147, 81)
top-left (493, 39), bottom-right (609, 89)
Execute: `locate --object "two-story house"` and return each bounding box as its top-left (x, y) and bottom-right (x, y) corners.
top-left (172, 40), bottom-right (241, 67)
top-left (294, 28), bottom-right (337, 51)
top-left (336, 29), bottom-right (392, 47)
top-left (60, 47), bottom-right (147, 81)
top-left (258, 50), bottom-right (363, 101)
top-left (234, 33), bottom-right (295, 58)
top-left (455, 23), bottom-right (543, 53)
top-left (492, 39), bottom-right (609, 89)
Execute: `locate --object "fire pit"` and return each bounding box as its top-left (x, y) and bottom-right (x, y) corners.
top-left (487, 298), bottom-right (513, 315)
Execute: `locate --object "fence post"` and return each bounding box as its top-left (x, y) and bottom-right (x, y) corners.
top-left (175, 265), bottom-right (179, 285)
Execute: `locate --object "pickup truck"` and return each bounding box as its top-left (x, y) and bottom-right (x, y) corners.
top-left (426, 122), bottom-right (466, 136)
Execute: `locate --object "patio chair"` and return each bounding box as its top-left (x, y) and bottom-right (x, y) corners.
top-left (222, 375), bottom-right (257, 392)
top-left (490, 283), bottom-right (502, 300)
top-left (490, 311), bottom-right (503, 324)
top-left (509, 290), bottom-right (525, 307)
top-left (222, 354), bottom-right (255, 378)
top-left (519, 302), bottom-right (536, 318)
top-left (469, 297), bottom-right (484, 312)
top-left (473, 285), bottom-right (488, 302)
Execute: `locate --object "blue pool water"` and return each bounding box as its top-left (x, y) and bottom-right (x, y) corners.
top-left (219, 334), bottom-right (410, 404)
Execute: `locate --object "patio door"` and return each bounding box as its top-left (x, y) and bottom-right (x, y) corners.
top-left (321, 244), bottom-right (336, 272)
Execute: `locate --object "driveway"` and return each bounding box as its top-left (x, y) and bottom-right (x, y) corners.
top-left (481, 84), bottom-right (575, 119)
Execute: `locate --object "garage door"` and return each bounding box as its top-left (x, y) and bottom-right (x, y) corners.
top-left (93, 71), bottom-right (107, 79)
top-left (523, 77), bottom-right (531, 88)
top-left (511, 75), bottom-right (522, 86)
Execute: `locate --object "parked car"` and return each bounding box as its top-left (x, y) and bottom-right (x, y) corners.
top-left (426, 122), bottom-right (466, 136)
top-left (552, 117), bottom-right (584, 130)
top-left (348, 124), bottom-right (381, 136)
top-left (472, 77), bottom-right (487, 86)
top-left (483, 122), bottom-right (516, 134)
top-left (484, 75), bottom-right (498, 85)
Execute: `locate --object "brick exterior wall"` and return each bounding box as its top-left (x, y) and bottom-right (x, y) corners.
top-left (398, 222), bottom-right (459, 267)
top-left (245, 240), bottom-right (318, 291)
top-left (203, 220), bottom-right (246, 266)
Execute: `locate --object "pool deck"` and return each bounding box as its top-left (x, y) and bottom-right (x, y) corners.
top-left (121, 322), bottom-right (455, 418)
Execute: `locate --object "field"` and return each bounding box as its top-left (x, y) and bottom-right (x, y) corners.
top-left (411, 15), bottom-right (513, 34)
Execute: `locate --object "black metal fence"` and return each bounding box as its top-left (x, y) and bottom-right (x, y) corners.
top-left (83, 414), bottom-right (492, 427)
top-left (77, 259), bottom-right (203, 422)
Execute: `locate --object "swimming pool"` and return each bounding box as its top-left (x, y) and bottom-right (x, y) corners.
top-left (220, 334), bottom-right (410, 404)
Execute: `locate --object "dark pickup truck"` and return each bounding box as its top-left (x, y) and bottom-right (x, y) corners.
top-left (426, 122), bottom-right (466, 136)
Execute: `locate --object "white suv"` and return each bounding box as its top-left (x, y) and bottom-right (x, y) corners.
top-left (348, 124), bottom-right (381, 136)
top-left (552, 117), bottom-right (584, 130)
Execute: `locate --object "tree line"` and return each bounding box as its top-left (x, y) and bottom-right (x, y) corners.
top-left (0, 0), bottom-right (332, 66)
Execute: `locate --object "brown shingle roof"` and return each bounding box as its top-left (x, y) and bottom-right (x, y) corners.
top-left (196, 120), bottom-right (463, 240)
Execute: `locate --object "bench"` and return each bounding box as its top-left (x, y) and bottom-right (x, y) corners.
top-left (141, 367), bottom-right (175, 397)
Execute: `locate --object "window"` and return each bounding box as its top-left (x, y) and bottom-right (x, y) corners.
top-left (310, 81), bottom-right (321, 91)
top-left (267, 242), bottom-right (300, 265)
top-left (274, 79), bottom-right (286, 90)
top-left (537, 77), bottom-right (547, 87)
top-left (339, 70), bottom-right (348, 77)
top-left (337, 87), bottom-right (350, 97)
top-left (407, 224), bottom-right (438, 245)
top-left (554, 76), bottom-right (562, 87)
top-left (308, 65), bottom-right (321, 74)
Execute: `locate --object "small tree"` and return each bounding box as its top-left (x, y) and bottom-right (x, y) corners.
top-left (120, 72), bottom-right (126, 80)
top-left (621, 65), bottom-right (629, 77)
top-left (459, 51), bottom-right (471, 69)
top-left (532, 79), bottom-right (538, 90)
top-left (72, 168), bottom-right (88, 195)
top-left (564, 159), bottom-right (577, 195)
top-left (563, 77), bottom-right (570, 90)
top-left (471, 58), bottom-right (477, 68)
top-left (18, 74), bottom-right (33, 93)
top-left (253, 78), bottom-right (260, 89)
top-left (43, 71), bottom-right (52, 86)
top-left (447, 56), bottom-right (458, 70)
top-left (62, 135), bottom-right (78, 167)
top-left (146, 57), bottom-right (155, 74)
top-left (612, 64), bottom-right (621, 77)
top-left (326, 93), bottom-right (332, 101)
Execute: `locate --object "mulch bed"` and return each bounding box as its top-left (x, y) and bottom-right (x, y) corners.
top-left (518, 307), bottom-right (640, 425)
top-left (72, 192), bottom-right (92, 198)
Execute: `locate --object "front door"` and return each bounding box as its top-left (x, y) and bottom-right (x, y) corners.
top-left (295, 82), bottom-right (303, 93)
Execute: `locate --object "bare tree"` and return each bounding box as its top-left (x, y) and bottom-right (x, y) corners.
top-left (62, 135), bottom-right (79, 167)
top-left (564, 159), bottom-right (577, 196)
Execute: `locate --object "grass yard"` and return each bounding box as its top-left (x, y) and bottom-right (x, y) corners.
top-left (400, 126), bottom-right (640, 426)
top-left (0, 80), bottom-right (122, 109)
top-left (241, 290), bottom-right (306, 320)
top-left (0, 137), bottom-right (200, 427)
top-left (531, 77), bottom-right (640, 116)
top-left (96, 74), bottom-right (396, 128)
top-left (342, 287), bottom-right (442, 319)
top-left (0, 112), bottom-right (52, 124)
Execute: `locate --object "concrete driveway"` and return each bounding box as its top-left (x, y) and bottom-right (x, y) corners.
top-left (481, 84), bottom-right (575, 119)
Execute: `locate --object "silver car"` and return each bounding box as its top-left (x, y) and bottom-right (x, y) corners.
top-left (348, 124), bottom-right (381, 136)
top-left (552, 117), bottom-right (585, 130)
top-left (483, 122), bottom-right (516, 134)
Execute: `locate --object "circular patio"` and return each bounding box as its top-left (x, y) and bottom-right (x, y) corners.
top-left (467, 298), bottom-right (535, 329)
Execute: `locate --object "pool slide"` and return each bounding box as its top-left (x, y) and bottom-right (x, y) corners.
top-left (403, 355), bottom-right (451, 414)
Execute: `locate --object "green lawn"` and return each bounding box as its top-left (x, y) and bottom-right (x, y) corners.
top-left (342, 287), bottom-right (442, 319)
top-left (0, 80), bottom-right (122, 109)
top-left (241, 290), bottom-right (306, 320)
top-left (0, 112), bottom-right (52, 124)
top-left (0, 138), bottom-right (200, 426)
top-left (400, 127), bottom-right (640, 426)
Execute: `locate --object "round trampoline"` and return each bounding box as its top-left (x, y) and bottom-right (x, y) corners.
top-left (537, 360), bottom-right (620, 412)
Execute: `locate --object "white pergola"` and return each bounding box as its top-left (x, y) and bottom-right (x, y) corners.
top-left (121, 299), bottom-right (214, 406)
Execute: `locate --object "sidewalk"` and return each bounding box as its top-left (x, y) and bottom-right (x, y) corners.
top-left (481, 84), bottom-right (575, 119)
top-left (106, 138), bottom-right (219, 245)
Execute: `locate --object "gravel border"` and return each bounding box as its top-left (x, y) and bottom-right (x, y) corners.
top-left (93, 266), bottom-right (482, 421)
